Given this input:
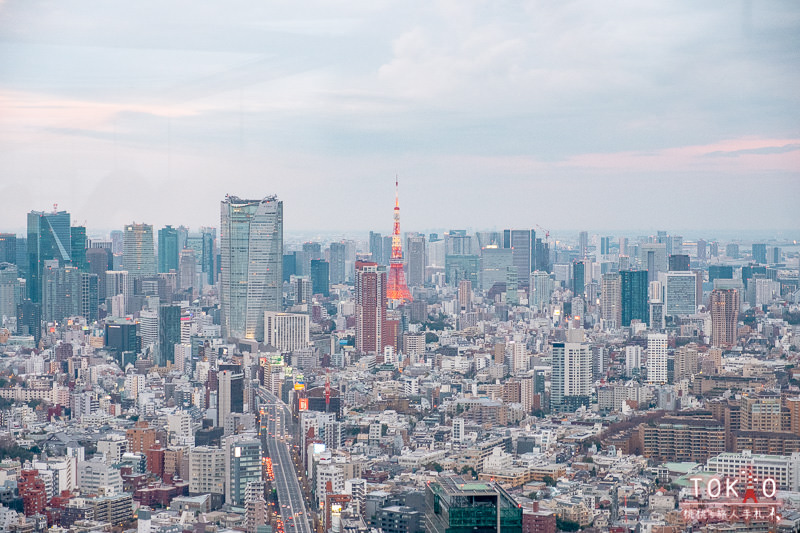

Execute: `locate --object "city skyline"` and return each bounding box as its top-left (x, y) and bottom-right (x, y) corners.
top-left (1, 1), bottom-right (798, 233)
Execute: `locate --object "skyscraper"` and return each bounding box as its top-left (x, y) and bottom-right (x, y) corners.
top-left (620, 270), bottom-right (649, 326)
top-left (158, 225), bottom-right (179, 274)
top-left (710, 288), bottom-right (739, 347)
top-left (600, 236), bottom-right (611, 255)
top-left (328, 242), bottom-right (346, 285)
top-left (86, 248), bottom-right (111, 303)
top-left (668, 254), bottom-right (690, 271)
top-left (220, 195), bottom-right (283, 341)
top-left (646, 333), bottom-right (668, 384)
top-left (386, 179), bottom-right (412, 302)
top-left (223, 434), bottom-right (262, 506)
top-left (355, 261), bottom-right (387, 354)
top-left (0, 233), bottom-right (16, 264)
top-left (572, 260), bottom-right (586, 298)
top-left (638, 243), bottom-right (667, 283)
top-left (529, 271), bottom-right (553, 311)
top-left (369, 232), bottom-right (383, 265)
top-left (158, 305), bottom-right (181, 367)
top-left (200, 226), bottom-right (216, 285)
top-left (551, 329), bottom-right (591, 412)
top-left (406, 233), bottom-right (426, 288)
top-left (123, 223), bottom-right (156, 279)
top-left (0, 263), bottom-right (20, 324)
top-left (70, 226), bottom-right (87, 271)
top-left (600, 272), bottom-right (621, 328)
top-left (218, 366), bottom-right (245, 428)
top-left (27, 209), bottom-right (72, 304)
top-left (310, 259), bottom-right (330, 297)
top-left (751, 243), bottom-right (767, 264)
top-left (578, 231), bottom-right (588, 258)
top-left (505, 229), bottom-right (534, 286)
top-left (660, 271), bottom-right (697, 317)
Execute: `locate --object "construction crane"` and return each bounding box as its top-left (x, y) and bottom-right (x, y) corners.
top-left (535, 224), bottom-right (550, 243)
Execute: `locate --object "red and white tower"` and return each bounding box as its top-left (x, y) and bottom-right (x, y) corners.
top-left (387, 177), bottom-right (412, 302)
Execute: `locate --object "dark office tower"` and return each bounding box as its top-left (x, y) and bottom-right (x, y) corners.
top-left (16, 300), bottom-right (41, 343)
top-left (158, 304), bottom-right (181, 367)
top-left (534, 238), bottom-right (551, 273)
top-left (282, 254), bottom-right (296, 282)
top-left (220, 195), bottom-right (283, 342)
top-left (200, 227), bottom-right (216, 285)
top-left (310, 259), bottom-right (330, 297)
top-left (696, 239), bottom-right (707, 261)
top-left (27, 209), bottom-right (72, 304)
top-left (668, 254), bottom-right (690, 271)
top-left (15, 237), bottom-right (27, 277)
top-left (301, 242), bottom-right (321, 276)
top-left (158, 225), bottom-right (179, 274)
top-left (0, 234), bottom-right (16, 264)
top-left (406, 234), bottom-right (426, 287)
top-left (85, 248), bottom-right (110, 303)
top-left (42, 263), bottom-right (82, 322)
top-left (579, 231), bottom-right (589, 258)
top-left (572, 260), bottom-right (585, 297)
top-left (709, 265), bottom-right (734, 283)
top-left (425, 476), bottom-right (522, 533)
top-left (369, 231), bottom-right (383, 265)
top-left (726, 243), bottom-right (739, 259)
top-left (507, 229), bottom-right (534, 286)
top-left (620, 270), bottom-right (649, 326)
top-left (218, 364), bottom-right (245, 426)
top-left (382, 236), bottom-right (393, 267)
top-left (80, 273), bottom-right (99, 322)
top-left (70, 226), bottom-right (87, 271)
top-left (751, 243), bottom-right (767, 264)
top-left (600, 236), bottom-right (611, 255)
top-left (329, 242), bottom-right (346, 285)
top-left (176, 225), bottom-right (189, 253)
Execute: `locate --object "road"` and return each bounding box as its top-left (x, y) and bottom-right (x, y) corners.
top-left (259, 389), bottom-right (313, 533)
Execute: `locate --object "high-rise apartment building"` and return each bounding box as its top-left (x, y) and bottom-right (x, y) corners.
top-left (27, 209), bottom-right (72, 304)
top-left (189, 446), bottom-right (225, 496)
top-left (158, 225), bottom-right (179, 273)
top-left (600, 272), bottom-right (621, 328)
top-left (220, 195), bottom-right (283, 341)
top-left (218, 366), bottom-right (245, 428)
top-left (551, 329), bottom-right (591, 412)
top-left (620, 270), bottom-right (649, 326)
top-left (458, 279), bottom-right (472, 312)
top-left (355, 261), bottom-right (387, 354)
top-left (646, 333), bottom-right (668, 384)
top-left (710, 288), bottom-right (739, 347)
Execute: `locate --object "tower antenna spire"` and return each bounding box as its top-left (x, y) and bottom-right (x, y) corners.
top-left (387, 174), bottom-right (412, 302)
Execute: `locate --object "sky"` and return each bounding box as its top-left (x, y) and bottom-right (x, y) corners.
top-left (0, 0), bottom-right (798, 238)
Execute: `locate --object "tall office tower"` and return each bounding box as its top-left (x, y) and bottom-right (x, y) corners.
top-left (639, 243), bottom-right (667, 283)
top-left (504, 229), bottom-right (534, 287)
top-left (0, 263), bottom-right (20, 324)
top-left (668, 254), bottom-right (690, 271)
top-left (697, 239), bottom-right (707, 261)
top-left (328, 242), bottom-right (346, 285)
top-left (86, 248), bottom-right (110, 302)
top-left (139, 309), bottom-right (158, 355)
top-left (709, 265), bottom-right (734, 283)
top-left (386, 179), bottom-right (412, 301)
top-left (355, 261), bottom-right (387, 354)
top-left (480, 246), bottom-right (513, 291)
top-left (600, 236), bottom-right (611, 256)
top-left (572, 260), bottom-right (586, 297)
top-left (264, 312), bottom-right (309, 352)
top-left (158, 304), bottom-right (181, 367)
top-left (660, 271), bottom-right (697, 317)
top-left (158, 225), bottom-right (179, 273)
top-left (382, 235), bottom-right (393, 267)
top-left (178, 248), bottom-right (196, 290)
top-left (578, 231), bottom-right (589, 258)
top-left (726, 243), bottom-right (739, 259)
top-left (223, 435), bottom-right (262, 507)
top-left (619, 237), bottom-right (628, 257)
top-left (42, 262), bottom-right (81, 322)
top-left (80, 273), bottom-right (99, 322)
top-left (369, 232), bottom-right (383, 265)
top-left (27, 209), bottom-right (72, 304)
top-left (70, 226), bottom-right (87, 271)
top-left (16, 299), bottom-right (41, 343)
top-left (620, 270), bottom-right (649, 326)
top-left (310, 259), bottom-right (330, 297)
top-left (534, 238), bottom-right (550, 272)
top-left (15, 237), bottom-right (27, 277)
top-left (105, 271), bottom-right (130, 313)
top-left (406, 233), bottom-right (426, 288)
top-left (220, 195), bottom-right (283, 342)
top-left (458, 279), bottom-right (472, 312)
top-left (710, 288), bottom-right (739, 347)
top-left (110, 230), bottom-right (123, 254)
top-left (600, 272), bottom-right (621, 328)
top-left (751, 243), bottom-right (767, 264)
top-left (282, 254), bottom-right (296, 282)
top-left (218, 365), bottom-right (244, 428)
top-left (0, 233), bottom-right (16, 264)
top-left (123, 223), bottom-right (156, 279)
top-left (768, 246), bottom-right (781, 264)
top-left (646, 333), bottom-right (668, 384)
top-left (671, 235), bottom-right (683, 255)
top-left (551, 329), bottom-right (591, 411)
top-left (529, 271), bottom-right (553, 311)
top-left (200, 227), bottom-right (216, 285)
top-left (709, 241), bottom-right (719, 257)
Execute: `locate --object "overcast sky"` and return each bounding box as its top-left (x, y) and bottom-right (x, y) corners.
top-left (0, 0), bottom-right (798, 238)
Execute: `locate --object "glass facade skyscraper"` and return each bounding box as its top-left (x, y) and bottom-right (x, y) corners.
top-left (158, 225), bottom-right (179, 273)
top-left (123, 223), bottom-right (156, 279)
top-left (27, 210), bottom-right (72, 304)
top-left (220, 195), bottom-right (283, 341)
top-left (620, 269), bottom-right (649, 326)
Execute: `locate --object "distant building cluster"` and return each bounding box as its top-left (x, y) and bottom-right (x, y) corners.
top-left (0, 197), bottom-right (798, 533)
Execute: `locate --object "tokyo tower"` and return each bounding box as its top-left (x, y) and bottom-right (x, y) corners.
top-left (387, 177), bottom-right (412, 302)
